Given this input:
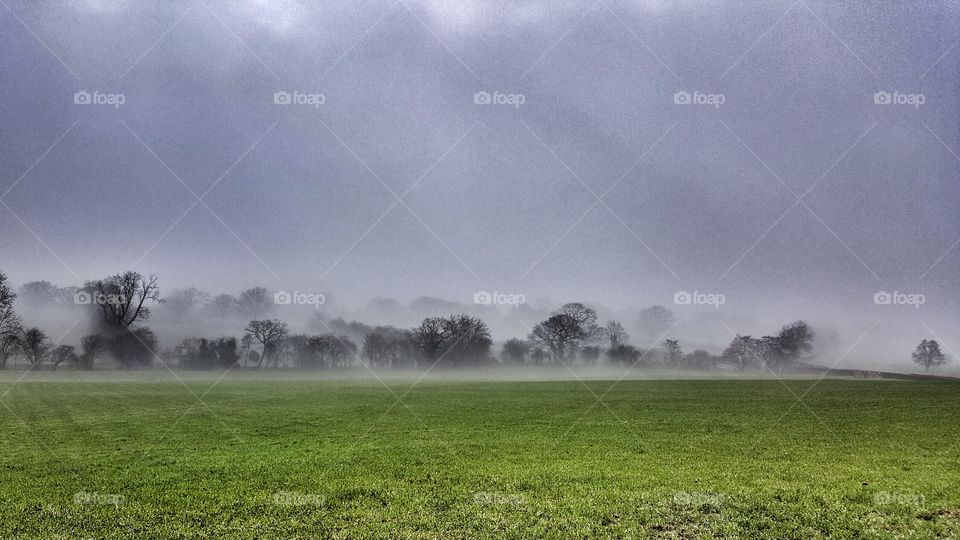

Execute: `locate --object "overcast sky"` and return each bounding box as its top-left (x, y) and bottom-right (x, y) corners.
top-left (1, 0), bottom-right (958, 365)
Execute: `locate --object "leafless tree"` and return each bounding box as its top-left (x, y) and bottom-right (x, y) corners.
top-left (723, 335), bottom-right (758, 371)
top-left (529, 313), bottom-right (583, 364)
top-left (603, 320), bottom-right (628, 348)
top-left (662, 339), bottom-right (682, 366)
top-left (19, 327), bottom-right (49, 368)
top-left (89, 271), bottom-right (161, 328)
top-left (238, 287), bottom-right (273, 319)
top-left (244, 319), bottom-right (288, 368)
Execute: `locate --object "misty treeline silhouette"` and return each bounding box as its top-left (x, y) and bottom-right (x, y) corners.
top-left (0, 271), bottom-right (944, 372)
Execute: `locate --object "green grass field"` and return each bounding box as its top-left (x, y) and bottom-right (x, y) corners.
top-left (1, 372), bottom-right (958, 539)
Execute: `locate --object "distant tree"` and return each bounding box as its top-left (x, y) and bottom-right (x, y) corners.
top-left (50, 345), bottom-right (78, 370)
top-left (606, 344), bottom-right (641, 366)
top-left (501, 338), bottom-right (530, 364)
top-left (662, 339), bottom-right (682, 366)
top-left (244, 319), bottom-right (288, 368)
top-left (0, 334), bottom-right (19, 369)
top-left (529, 313), bottom-right (583, 364)
top-left (530, 347), bottom-right (547, 365)
top-left (438, 315), bottom-right (492, 367)
top-left (412, 317), bottom-right (446, 364)
top-left (163, 287), bottom-right (210, 321)
top-left (363, 327), bottom-right (413, 369)
top-left (310, 334), bottom-right (358, 369)
top-left (912, 339), bottom-right (947, 371)
top-left (78, 334), bottom-right (106, 371)
top-left (19, 327), bottom-right (49, 368)
top-left (603, 320), bottom-right (628, 348)
top-left (238, 287), bottom-right (273, 319)
top-left (638, 305), bottom-right (676, 344)
top-left (17, 280), bottom-right (68, 315)
top-left (723, 335), bottom-right (758, 371)
top-left (580, 345), bottom-right (601, 365)
top-left (240, 334), bottom-right (254, 367)
top-left (88, 271), bottom-right (161, 329)
top-left (0, 272), bottom-right (21, 367)
top-left (776, 320), bottom-right (815, 366)
top-left (758, 335), bottom-right (783, 371)
top-left (684, 349), bottom-right (714, 370)
top-left (215, 337), bottom-right (240, 369)
top-left (109, 327), bottom-right (158, 368)
top-left (556, 303), bottom-right (602, 343)
top-left (205, 294), bottom-right (239, 326)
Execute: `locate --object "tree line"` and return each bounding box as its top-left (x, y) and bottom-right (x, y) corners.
top-left (0, 271), bottom-right (949, 372)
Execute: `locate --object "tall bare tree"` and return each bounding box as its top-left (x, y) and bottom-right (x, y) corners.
top-left (89, 271), bottom-right (161, 328)
top-left (244, 319), bottom-right (288, 368)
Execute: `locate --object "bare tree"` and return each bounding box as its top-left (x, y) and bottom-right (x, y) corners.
top-left (412, 317), bottom-right (446, 363)
top-left (238, 287), bottom-right (273, 319)
top-left (723, 335), bottom-right (758, 371)
top-left (0, 334), bottom-right (20, 370)
top-left (912, 339), bottom-right (947, 371)
top-left (529, 313), bottom-right (583, 364)
top-left (776, 320), bottom-right (814, 366)
top-left (205, 294), bottom-right (239, 327)
top-left (19, 327), bottom-right (49, 368)
top-left (89, 271), bottom-right (161, 328)
top-left (603, 320), bottom-right (628, 348)
top-left (163, 287), bottom-right (210, 321)
top-left (638, 305), bottom-right (676, 345)
top-left (557, 303), bottom-right (601, 342)
top-left (0, 272), bottom-right (21, 354)
top-left (501, 338), bottom-right (530, 364)
top-left (78, 334), bottom-right (106, 370)
top-left (50, 345), bottom-right (79, 370)
top-left (662, 339), bottom-right (682, 366)
top-left (244, 319), bottom-right (288, 368)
